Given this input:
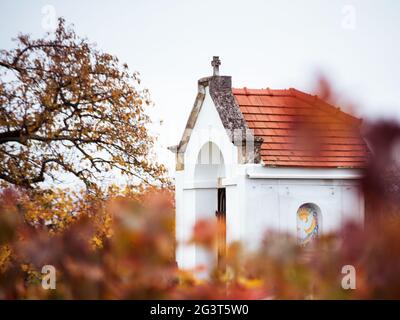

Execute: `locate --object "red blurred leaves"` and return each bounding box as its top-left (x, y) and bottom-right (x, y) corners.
top-left (191, 219), bottom-right (218, 249)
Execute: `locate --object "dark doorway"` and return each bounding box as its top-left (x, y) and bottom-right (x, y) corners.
top-left (216, 188), bottom-right (226, 266)
top-left (217, 188), bottom-right (226, 213)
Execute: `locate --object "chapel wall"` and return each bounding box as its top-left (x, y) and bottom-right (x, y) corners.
top-left (242, 177), bottom-right (364, 249)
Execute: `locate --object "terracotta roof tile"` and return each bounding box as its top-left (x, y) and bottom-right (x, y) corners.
top-left (233, 88), bottom-right (369, 168)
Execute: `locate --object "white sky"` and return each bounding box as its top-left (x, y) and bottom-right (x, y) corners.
top-left (1, 0), bottom-right (400, 176)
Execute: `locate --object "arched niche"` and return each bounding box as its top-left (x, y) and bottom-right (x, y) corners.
top-left (296, 203), bottom-right (322, 246)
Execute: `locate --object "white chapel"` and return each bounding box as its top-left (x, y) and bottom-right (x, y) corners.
top-left (169, 57), bottom-right (368, 273)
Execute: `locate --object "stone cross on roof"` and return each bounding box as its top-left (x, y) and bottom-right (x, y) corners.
top-left (211, 56), bottom-right (221, 76)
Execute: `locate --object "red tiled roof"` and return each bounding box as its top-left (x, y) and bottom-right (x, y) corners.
top-left (233, 88), bottom-right (369, 168)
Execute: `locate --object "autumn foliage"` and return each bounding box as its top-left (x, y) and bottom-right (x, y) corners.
top-left (1, 174), bottom-right (400, 299)
top-left (0, 18), bottom-right (167, 191)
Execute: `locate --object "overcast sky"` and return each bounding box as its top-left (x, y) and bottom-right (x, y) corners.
top-left (1, 0), bottom-right (399, 174)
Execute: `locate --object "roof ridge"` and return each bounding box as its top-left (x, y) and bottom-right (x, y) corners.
top-left (232, 87), bottom-right (293, 96)
top-left (232, 86), bottom-right (362, 125)
top-left (289, 88), bottom-right (361, 125)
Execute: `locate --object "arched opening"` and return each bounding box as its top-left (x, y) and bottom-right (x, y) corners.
top-left (193, 142), bottom-right (226, 270)
top-left (194, 141), bottom-right (225, 181)
top-left (297, 203), bottom-right (322, 246)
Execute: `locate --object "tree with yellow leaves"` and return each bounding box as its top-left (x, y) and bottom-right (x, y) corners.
top-left (0, 18), bottom-right (166, 191)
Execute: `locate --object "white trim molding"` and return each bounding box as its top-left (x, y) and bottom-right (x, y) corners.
top-left (183, 180), bottom-right (218, 190)
top-left (183, 177), bottom-right (238, 190)
top-left (246, 165), bottom-right (364, 180)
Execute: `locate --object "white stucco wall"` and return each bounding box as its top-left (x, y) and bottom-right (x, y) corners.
top-left (242, 171), bottom-right (364, 249)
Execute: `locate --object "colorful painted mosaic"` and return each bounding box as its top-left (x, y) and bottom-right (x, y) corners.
top-left (297, 204), bottom-right (319, 245)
